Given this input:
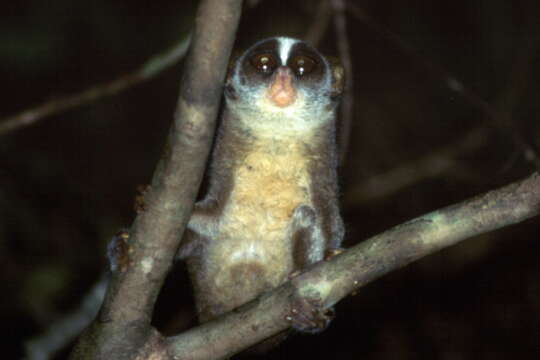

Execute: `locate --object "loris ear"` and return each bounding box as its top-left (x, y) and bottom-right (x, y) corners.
top-left (225, 50), bottom-right (242, 99)
top-left (326, 56), bottom-right (345, 99)
top-left (225, 49), bottom-right (242, 87)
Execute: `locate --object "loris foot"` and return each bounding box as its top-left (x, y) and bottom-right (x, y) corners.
top-left (287, 295), bottom-right (335, 333)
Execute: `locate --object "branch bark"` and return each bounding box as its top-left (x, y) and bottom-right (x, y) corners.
top-left (69, 0), bottom-right (243, 359)
top-left (165, 172), bottom-right (540, 359)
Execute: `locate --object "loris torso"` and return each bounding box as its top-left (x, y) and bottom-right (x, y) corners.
top-left (192, 135), bottom-right (317, 320)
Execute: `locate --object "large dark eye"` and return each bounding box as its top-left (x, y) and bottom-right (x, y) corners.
top-left (250, 53), bottom-right (278, 74)
top-left (290, 55), bottom-right (317, 76)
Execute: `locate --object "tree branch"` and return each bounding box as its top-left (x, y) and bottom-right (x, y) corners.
top-left (330, 0), bottom-right (354, 164)
top-left (304, 0), bottom-right (332, 46)
top-left (69, 0), bottom-right (243, 358)
top-left (25, 274), bottom-right (108, 360)
top-left (344, 127), bottom-right (489, 205)
top-left (0, 34), bottom-right (191, 136)
top-left (166, 172), bottom-right (540, 359)
top-left (345, 1), bottom-right (540, 169)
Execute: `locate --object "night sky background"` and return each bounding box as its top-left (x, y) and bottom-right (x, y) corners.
top-left (2, 0), bottom-right (540, 358)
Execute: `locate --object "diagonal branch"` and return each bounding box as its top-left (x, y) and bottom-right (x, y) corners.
top-left (69, 0), bottom-right (243, 358)
top-left (345, 1), bottom-right (540, 168)
top-left (0, 35), bottom-right (192, 136)
top-left (166, 172), bottom-right (540, 359)
top-left (345, 126), bottom-right (489, 205)
top-left (0, 0), bottom-right (271, 137)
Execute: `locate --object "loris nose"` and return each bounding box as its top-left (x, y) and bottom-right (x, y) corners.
top-left (268, 66), bottom-right (297, 107)
top-left (274, 66), bottom-right (295, 88)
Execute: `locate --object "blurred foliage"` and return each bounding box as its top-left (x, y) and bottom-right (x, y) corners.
top-left (1, 0), bottom-right (540, 359)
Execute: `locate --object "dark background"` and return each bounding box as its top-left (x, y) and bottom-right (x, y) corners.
top-left (2, 0), bottom-right (540, 358)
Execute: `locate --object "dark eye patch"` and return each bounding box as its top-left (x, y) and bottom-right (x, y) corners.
top-left (289, 55), bottom-right (318, 76)
top-left (287, 42), bottom-right (325, 82)
top-left (250, 53), bottom-right (279, 74)
top-left (239, 38), bottom-right (281, 81)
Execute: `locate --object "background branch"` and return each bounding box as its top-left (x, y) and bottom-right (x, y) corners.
top-left (343, 5), bottom-right (538, 204)
top-left (304, 0), bottom-right (332, 46)
top-left (345, 127), bottom-right (489, 205)
top-left (25, 274), bottom-right (107, 360)
top-left (0, 35), bottom-right (191, 136)
top-left (330, 0), bottom-right (354, 164)
top-left (346, 1), bottom-right (540, 168)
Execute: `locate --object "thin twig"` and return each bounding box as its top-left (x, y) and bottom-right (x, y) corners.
top-left (24, 274), bottom-right (108, 360)
top-left (343, 4), bottom-right (539, 202)
top-left (345, 1), bottom-right (540, 168)
top-left (304, 0), bottom-right (332, 46)
top-left (0, 0), bottom-right (270, 137)
top-left (0, 34), bottom-right (191, 136)
top-left (330, 0), bottom-right (354, 164)
top-left (345, 127), bottom-right (489, 205)
top-left (166, 172), bottom-right (540, 359)
top-left (491, 19), bottom-right (540, 164)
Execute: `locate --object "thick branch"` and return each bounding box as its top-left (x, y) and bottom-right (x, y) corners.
top-left (100, 0), bottom-right (241, 327)
top-left (166, 172), bottom-right (540, 359)
top-left (70, 0), bottom-right (243, 359)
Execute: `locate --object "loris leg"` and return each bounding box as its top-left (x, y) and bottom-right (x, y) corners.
top-left (291, 205), bottom-right (325, 270)
top-left (288, 205), bottom-right (335, 333)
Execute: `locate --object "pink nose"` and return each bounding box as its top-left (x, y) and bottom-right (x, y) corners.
top-left (267, 67), bottom-right (297, 108)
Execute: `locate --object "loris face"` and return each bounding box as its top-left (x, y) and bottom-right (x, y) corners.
top-left (225, 37), bottom-right (344, 135)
